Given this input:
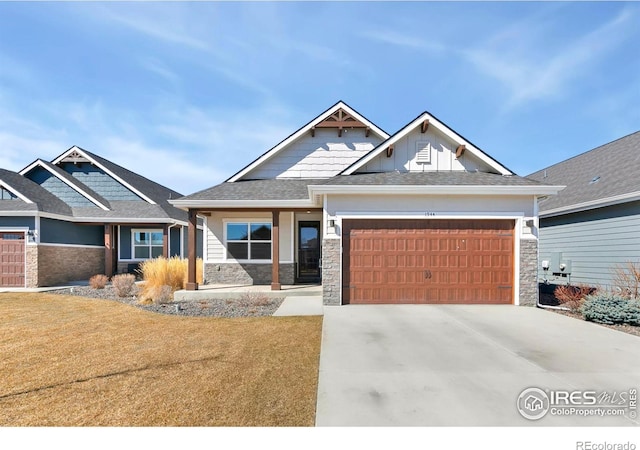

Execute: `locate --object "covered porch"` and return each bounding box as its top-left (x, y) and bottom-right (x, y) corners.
top-left (184, 207), bottom-right (324, 291)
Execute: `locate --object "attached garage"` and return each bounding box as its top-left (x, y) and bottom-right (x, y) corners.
top-left (0, 232), bottom-right (26, 288)
top-left (342, 219), bottom-right (515, 304)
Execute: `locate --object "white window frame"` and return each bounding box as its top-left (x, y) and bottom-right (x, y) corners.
top-left (131, 228), bottom-right (164, 260)
top-left (223, 220), bottom-right (272, 262)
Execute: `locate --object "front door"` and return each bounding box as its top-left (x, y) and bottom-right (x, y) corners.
top-left (297, 221), bottom-right (321, 283)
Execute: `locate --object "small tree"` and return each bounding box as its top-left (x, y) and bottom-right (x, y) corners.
top-left (611, 261), bottom-right (640, 299)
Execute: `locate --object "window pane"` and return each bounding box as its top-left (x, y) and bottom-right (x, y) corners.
top-left (250, 223), bottom-right (271, 240)
top-left (134, 232), bottom-right (149, 245)
top-left (251, 243), bottom-right (271, 260)
top-left (227, 223), bottom-right (249, 241)
top-left (135, 247), bottom-right (150, 259)
top-left (151, 232), bottom-right (163, 246)
top-left (151, 246), bottom-right (163, 258)
top-left (228, 242), bottom-right (248, 260)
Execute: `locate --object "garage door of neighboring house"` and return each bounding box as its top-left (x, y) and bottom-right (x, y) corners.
top-left (342, 219), bottom-right (514, 304)
top-left (0, 232), bottom-right (26, 287)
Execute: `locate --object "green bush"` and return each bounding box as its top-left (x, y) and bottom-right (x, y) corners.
top-left (581, 294), bottom-right (640, 326)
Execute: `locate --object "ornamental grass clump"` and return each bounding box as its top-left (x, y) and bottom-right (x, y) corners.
top-left (89, 274), bottom-right (108, 290)
top-left (581, 293), bottom-right (640, 326)
top-left (139, 257), bottom-right (203, 304)
top-left (112, 274), bottom-right (137, 297)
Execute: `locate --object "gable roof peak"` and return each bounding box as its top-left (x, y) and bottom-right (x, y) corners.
top-left (225, 101), bottom-right (389, 182)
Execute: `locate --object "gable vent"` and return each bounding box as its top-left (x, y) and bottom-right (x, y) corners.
top-left (416, 141), bottom-right (431, 163)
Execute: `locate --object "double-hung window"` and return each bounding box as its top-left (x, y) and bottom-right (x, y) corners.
top-left (226, 222), bottom-right (272, 261)
top-left (133, 229), bottom-right (163, 259)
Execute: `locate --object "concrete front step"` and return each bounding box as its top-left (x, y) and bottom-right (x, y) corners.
top-left (174, 284), bottom-right (322, 301)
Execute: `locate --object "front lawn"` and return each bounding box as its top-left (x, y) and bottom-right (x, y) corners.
top-left (0, 293), bottom-right (322, 426)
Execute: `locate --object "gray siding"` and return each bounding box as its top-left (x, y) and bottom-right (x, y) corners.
top-left (25, 167), bottom-right (97, 208)
top-left (539, 201), bottom-right (640, 288)
top-left (61, 163), bottom-right (142, 201)
top-left (40, 218), bottom-right (103, 246)
top-left (0, 216), bottom-right (34, 228)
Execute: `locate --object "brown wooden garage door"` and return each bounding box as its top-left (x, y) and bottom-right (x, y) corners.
top-left (0, 232), bottom-right (26, 287)
top-left (342, 219), bottom-right (514, 304)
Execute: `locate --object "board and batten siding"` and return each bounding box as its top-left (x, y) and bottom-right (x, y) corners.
top-left (246, 128), bottom-right (383, 179)
top-left (205, 211), bottom-right (294, 263)
top-left (357, 126), bottom-right (492, 173)
top-left (538, 201), bottom-right (640, 288)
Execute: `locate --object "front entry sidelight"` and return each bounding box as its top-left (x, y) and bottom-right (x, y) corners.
top-left (297, 221), bottom-right (321, 283)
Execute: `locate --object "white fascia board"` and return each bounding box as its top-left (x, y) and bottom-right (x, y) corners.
top-left (309, 184), bottom-right (565, 197)
top-left (539, 191), bottom-right (640, 218)
top-left (0, 180), bottom-right (33, 203)
top-left (169, 199), bottom-right (319, 209)
top-left (51, 146), bottom-right (157, 205)
top-left (342, 113), bottom-right (512, 176)
top-left (0, 210), bottom-right (186, 226)
top-left (226, 102), bottom-right (389, 183)
top-left (20, 160), bottom-right (111, 211)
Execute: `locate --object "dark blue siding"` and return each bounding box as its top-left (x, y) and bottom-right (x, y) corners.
top-left (0, 216), bottom-right (34, 228)
top-left (170, 227), bottom-right (181, 257)
top-left (40, 218), bottom-right (103, 246)
top-left (120, 226), bottom-right (133, 259)
top-left (25, 167), bottom-right (96, 208)
top-left (61, 163), bottom-right (143, 201)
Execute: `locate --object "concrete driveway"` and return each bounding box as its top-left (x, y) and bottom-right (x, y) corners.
top-left (315, 305), bottom-right (640, 426)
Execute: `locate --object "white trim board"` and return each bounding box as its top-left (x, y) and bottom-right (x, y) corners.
top-left (0, 180), bottom-right (33, 204)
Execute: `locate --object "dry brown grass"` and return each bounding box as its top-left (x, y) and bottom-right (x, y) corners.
top-left (0, 293), bottom-right (322, 426)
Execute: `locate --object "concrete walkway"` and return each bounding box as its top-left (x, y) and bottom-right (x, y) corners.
top-left (174, 284), bottom-right (321, 300)
top-left (273, 296), bottom-right (323, 316)
top-left (316, 305), bottom-right (640, 426)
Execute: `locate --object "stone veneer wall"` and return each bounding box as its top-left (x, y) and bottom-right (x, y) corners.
top-left (519, 239), bottom-right (538, 306)
top-left (25, 245), bottom-right (38, 288)
top-left (204, 262), bottom-right (295, 285)
top-left (321, 238), bottom-right (341, 305)
top-left (35, 245), bottom-right (105, 287)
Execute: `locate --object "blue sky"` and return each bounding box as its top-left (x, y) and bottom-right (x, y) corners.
top-left (0, 2), bottom-right (638, 195)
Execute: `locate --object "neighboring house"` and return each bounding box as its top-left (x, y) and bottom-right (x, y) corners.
top-left (0, 146), bottom-right (202, 288)
top-left (528, 131), bottom-right (640, 289)
top-left (171, 101), bottom-right (561, 306)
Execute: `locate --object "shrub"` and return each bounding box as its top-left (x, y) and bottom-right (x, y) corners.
top-left (89, 274), bottom-right (109, 290)
top-left (143, 285), bottom-right (173, 304)
top-left (581, 293), bottom-right (640, 326)
top-left (554, 284), bottom-right (595, 312)
top-left (138, 257), bottom-right (203, 302)
top-left (611, 261), bottom-right (640, 299)
top-left (112, 274), bottom-right (136, 297)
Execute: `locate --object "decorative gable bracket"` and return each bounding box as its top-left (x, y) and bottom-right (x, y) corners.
top-left (311, 108), bottom-right (370, 137)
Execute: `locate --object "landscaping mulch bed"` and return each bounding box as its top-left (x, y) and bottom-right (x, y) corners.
top-left (50, 285), bottom-right (284, 318)
top-left (539, 289), bottom-right (640, 338)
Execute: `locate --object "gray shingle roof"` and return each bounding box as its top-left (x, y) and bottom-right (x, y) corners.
top-left (177, 171), bottom-right (544, 203)
top-left (0, 168), bottom-right (72, 215)
top-left (179, 179), bottom-right (320, 201)
top-left (325, 171), bottom-right (543, 186)
top-left (528, 131), bottom-right (640, 213)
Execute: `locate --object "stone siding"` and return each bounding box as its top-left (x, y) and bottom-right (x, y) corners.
top-left (35, 245), bottom-right (105, 287)
top-left (204, 262), bottom-right (295, 285)
top-left (519, 239), bottom-right (538, 306)
top-left (321, 238), bottom-right (341, 305)
top-left (25, 245), bottom-right (38, 288)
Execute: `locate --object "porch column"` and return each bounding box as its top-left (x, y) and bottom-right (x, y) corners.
top-left (271, 210), bottom-right (281, 290)
top-left (186, 209), bottom-right (198, 291)
top-left (104, 224), bottom-right (114, 278)
top-left (162, 224), bottom-right (169, 257)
